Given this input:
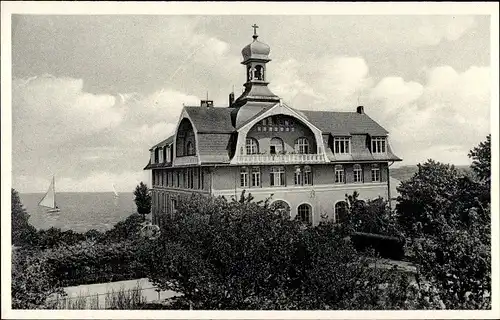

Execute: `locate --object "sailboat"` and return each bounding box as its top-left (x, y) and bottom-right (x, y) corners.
top-left (39, 175), bottom-right (60, 213)
top-left (112, 183), bottom-right (119, 198)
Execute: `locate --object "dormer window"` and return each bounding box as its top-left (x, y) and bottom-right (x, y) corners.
top-left (246, 138), bottom-right (259, 155)
top-left (334, 137), bottom-right (350, 154)
top-left (186, 141), bottom-right (195, 156)
top-left (166, 146), bottom-right (171, 162)
top-left (371, 137), bottom-right (387, 153)
top-left (154, 148), bottom-right (160, 163)
top-left (295, 137), bottom-right (310, 154)
top-left (270, 137), bottom-right (284, 155)
top-left (158, 147), bottom-right (164, 163)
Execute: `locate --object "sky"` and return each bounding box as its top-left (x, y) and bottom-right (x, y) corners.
top-left (7, 10), bottom-right (494, 193)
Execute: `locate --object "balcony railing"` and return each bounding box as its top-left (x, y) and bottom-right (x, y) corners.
top-left (235, 153), bottom-right (328, 165)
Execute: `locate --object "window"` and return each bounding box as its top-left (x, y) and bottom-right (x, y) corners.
top-left (334, 137), bottom-right (351, 154)
top-left (171, 198), bottom-right (178, 214)
top-left (371, 137), bottom-right (387, 153)
top-left (371, 164), bottom-right (381, 182)
top-left (353, 164), bottom-right (363, 183)
top-left (197, 168), bottom-right (202, 189)
top-left (163, 147), bottom-right (167, 163)
top-left (297, 204), bottom-right (312, 225)
top-left (294, 166), bottom-right (302, 185)
top-left (187, 168), bottom-right (194, 189)
top-left (295, 137), bottom-right (310, 154)
top-left (240, 167), bottom-right (249, 188)
top-left (270, 137), bottom-right (284, 155)
top-left (152, 171), bottom-right (156, 186)
top-left (186, 141), bottom-right (194, 156)
top-left (271, 200), bottom-right (290, 216)
top-left (246, 138), bottom-right (259, 155)
top-left (166, 146), bottom-right (171, 162)
top-left (270, 166), bottom-right (286, 186)
top-left (294, 165), bottom-right (313, 186)
top-left (303, 166), bottom-right (312, 185)
top-left (176, 171), bottom-right (181, 188)
top-left (334, 165), bottom-right (345, 183)
top-left (335, 201), bottom-right (348, 223)
top-left (251, 167), bottom-right (261, 187)
top-left (154, 148), bottom-right (159, 163)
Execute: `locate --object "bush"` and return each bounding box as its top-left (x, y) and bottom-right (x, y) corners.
top-left (144, 192), bottom-right (409, 310)
top-left (11, 188), bottom-right (38, 247)
top-left (350, 232), bottom-right (405, 261)
top-left (39, 239), bottom-right (148, 287)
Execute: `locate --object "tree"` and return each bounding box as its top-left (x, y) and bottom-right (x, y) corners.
top-left (143, 193), bottom-right (409, 310)
top-left (133, 182), bottom-right (151, 221)
top-left (11, 188), bottom-right (38, 247)
top-left (468, 134), bottom-right (491, 183)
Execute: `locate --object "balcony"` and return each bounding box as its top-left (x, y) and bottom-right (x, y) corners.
top-left (235, 153), bottom-right (328, 165)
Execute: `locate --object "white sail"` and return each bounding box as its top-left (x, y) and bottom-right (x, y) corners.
top-left (112, 183), bottom-right (119, 197)
top-left (39, 176), bottom-right (56, 209)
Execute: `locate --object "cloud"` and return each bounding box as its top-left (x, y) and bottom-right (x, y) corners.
top-left (368, 65), bottom-right (490, 165)
top-left (13, 75), bottom-right (123, 153)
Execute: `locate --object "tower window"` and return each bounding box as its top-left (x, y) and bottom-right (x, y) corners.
top-left (246, 137), bottom-right (259, 155)
top-left (254, 65), bottom-right (264, 80)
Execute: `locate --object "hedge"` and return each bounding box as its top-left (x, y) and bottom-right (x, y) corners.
top-left (350, 232), bottom-right (405, 260)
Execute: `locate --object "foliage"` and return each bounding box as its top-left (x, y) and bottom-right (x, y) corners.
top-left (350, 232), bottom-right (405, 261)
top-left (101, 213), bottom-right (144, 243)
top-left (343, 191), bottom-right (403, 238)
top-left (134, 182), bottom-right (152, 220)
top-left (39, 239), bottom-right (147, 287)
top-left (11, 188), bottom-right (38, 247)
top-left (395, 160), bottom-right (488, 238)
top-left (36, 227), bottom-right (86, 250)
top-left (410, 205), bottom-right (491, 309)
top-left (468, 134), bottom-right (491, 183)
top-left (11, 248), bottom-right (64, 309)
top-left (395, 148), bottom-right (491, 309)
top-left (144, 192), bottom-right (412, 310)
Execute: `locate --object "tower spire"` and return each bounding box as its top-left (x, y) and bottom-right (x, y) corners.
top-left (251, 23), bottom-right (259, 40)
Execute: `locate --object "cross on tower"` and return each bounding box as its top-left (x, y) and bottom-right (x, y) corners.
top-left (252, 24), bottom-right (259, 39)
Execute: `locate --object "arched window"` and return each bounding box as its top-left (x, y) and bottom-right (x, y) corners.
top-left (271, 200), bottom-right (290, 216)
top-left (246, 137), bottom-right (259, 155)
top-left (254, 65), bottom-right (264, 80)
top-left (270, 137), bottom-right (284, 154)
top-left (297, 203), bottom-right (312, 225)
top-left (335, 201), bottom-right (349, 223)
top-left (294, 137), bottom-right (310, 154)
top-left (186, 141), bottom-right (195, 156)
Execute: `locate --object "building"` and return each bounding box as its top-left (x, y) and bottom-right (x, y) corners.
top-left (144, 27), bottom-right (402, 226)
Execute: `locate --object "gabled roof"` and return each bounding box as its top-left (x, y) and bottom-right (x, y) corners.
top-left (184, 106), bottom-right (235, 133)
top-left (300, 110), bottom-right (389, 136)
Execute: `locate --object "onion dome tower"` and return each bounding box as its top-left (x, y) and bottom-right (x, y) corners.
top-left (231, 24), bottom-right (280, 127)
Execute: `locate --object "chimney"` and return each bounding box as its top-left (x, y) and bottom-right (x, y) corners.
top-left (356, 106), bottom-right (364, 114)
top-left (229, 92), bottom-right (235, 107)
top-left (200, 100), bottom-right (214, 108)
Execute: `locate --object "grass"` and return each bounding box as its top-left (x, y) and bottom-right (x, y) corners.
top-left (49, 282), bottom-right (146, 310)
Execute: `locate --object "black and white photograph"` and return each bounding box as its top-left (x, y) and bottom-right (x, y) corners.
top-left (1, 2), bottom-right (498, 319)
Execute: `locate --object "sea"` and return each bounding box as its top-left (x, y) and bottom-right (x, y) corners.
top-left (19, 192), bottom-right (137, 233)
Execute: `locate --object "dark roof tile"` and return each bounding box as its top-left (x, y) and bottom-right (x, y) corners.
top-left (184, 106), bottom-right (235, 133)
